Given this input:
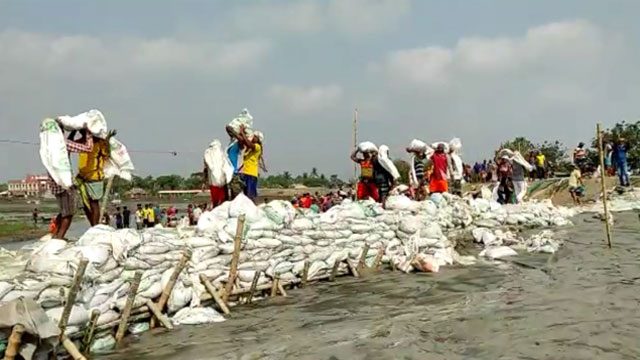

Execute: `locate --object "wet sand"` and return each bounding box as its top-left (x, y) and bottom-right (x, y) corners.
top-left (99, 212), bottom-right (640, 360)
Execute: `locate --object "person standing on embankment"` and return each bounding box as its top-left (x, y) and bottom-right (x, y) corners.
top-left (351, 146), bottom-right (380, 201)
top-left (76, 128), bottom-right (116, 226)
top-left (612, 138), bottom-right (631, 187)
top-left (237, 128), bottom-right (265, 203)
top-left (48, 124), bottom-right (94, 239)
top-left (427, 143), bottom-right (452, 194)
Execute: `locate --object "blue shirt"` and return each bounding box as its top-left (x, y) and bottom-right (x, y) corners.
top-left (612, 144), bottom-right (627, 165)
top-left (227, 141), bottom-right (241, 173)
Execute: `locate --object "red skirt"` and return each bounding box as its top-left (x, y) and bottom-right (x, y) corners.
top-left (357, 182), bottom-right (379, 201)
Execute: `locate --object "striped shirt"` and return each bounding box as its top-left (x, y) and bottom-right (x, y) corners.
top-left (48, 136), bottom-right (94, 194)
top-left (414, 158), bottom-right (426, 180)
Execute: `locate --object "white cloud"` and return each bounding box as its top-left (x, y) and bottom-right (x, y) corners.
top-left (378, 20), bottom-right (607, 96)
top-left (0, 30), bottom-right (271, 83)
top-left (267, 84), bottom-right (343, 114)
top-left (228, 0), bottom-right (411, 36)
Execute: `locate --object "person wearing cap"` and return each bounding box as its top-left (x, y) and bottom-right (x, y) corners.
top-left (351, 148), bottom-right (379, 201)
top-left (238, 128), bottom-right (265, 203)
top-left (568, 164), bottom-right (585, 204)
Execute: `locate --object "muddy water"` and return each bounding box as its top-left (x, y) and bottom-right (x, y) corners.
top-left (97, 213), bottom-right (640, 360)
top-left (95, 212), bottom-right (640, 360)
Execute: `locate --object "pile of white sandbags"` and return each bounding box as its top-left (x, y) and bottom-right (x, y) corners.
top-left (0, 191), bottom-right (576, 343)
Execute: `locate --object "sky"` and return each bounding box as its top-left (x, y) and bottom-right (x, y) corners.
top-left (1, 0), bottom-right (639, 182)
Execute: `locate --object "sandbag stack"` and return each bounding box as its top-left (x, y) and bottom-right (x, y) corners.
top-left (0, 193), bottom-right (576, 342)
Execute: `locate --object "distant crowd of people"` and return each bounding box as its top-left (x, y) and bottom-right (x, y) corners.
top-left (105, 202), bottom-right (211, 229)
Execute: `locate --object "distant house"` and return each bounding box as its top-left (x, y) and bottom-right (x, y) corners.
top-left (125, 188), bottom-right (147, 199)
top-left (7, 174), bottom-right (50, 197)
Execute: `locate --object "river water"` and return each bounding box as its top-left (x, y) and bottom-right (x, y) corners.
top-left (93, 212), bottom-right (640, 360)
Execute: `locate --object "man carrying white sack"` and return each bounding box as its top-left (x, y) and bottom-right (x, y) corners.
top-left (351, 142), bottom-right (379, 201)
top-left (511, 151), bottom-right (534, 203)
top-left (48, 123), bottom-right (94, 240)
top-left (203, 140), bottom-right (233, 209)
top-left (448, 138), bottom-right (464, 196)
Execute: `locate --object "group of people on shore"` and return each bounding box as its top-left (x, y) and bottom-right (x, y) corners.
top-left (106, 202), bottom-right (211, 229)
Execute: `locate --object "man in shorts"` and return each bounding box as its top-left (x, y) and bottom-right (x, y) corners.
top-left (568, 164), bottom-right (585, 205)
top-left (49, 124), bottom-right (95, 240)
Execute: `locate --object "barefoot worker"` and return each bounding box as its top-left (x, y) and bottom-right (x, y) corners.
top-left (76, 129), bottom-right (115, 226)
top-left (48, 123), bottom-right (94, 239)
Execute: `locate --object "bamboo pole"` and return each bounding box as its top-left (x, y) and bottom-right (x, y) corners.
top-left (373, 248), bottom-right (384, 269)
top-left (348, 261), bottom-right (360, 278)
top-left (145, 300), bottom-right (174, 330)
top-left (301, 261), bottom-right (310, 288)
top-left (60, 335), bottom-right (87, 360)
top-left (597, 123), bottom-right (613, 248)
top-left (81, 310), bottom-right (100, 355)
top-left (3, 324), bottom-right (25, 360)
top-left (357, 244), bottom-right (370, 271)
top-left (115, 271), bottom-right (142, 344)
top-left (353, 108), bottom-right (358, 190)
top-left (277, 281), bottom-right (288, 297)
top-left (199, 274), bottom-right (230, 315)
top-left (330, 260), bottom-right (340, 282)
top-left (246, 271), bottom-right (261, 304)
top-left (270, 274), bottom-right (280, 297)
top-left (99, 177), bottom-right (114, 223)
top-left (150, 249), bottom-right (191, 328)
top-left (58, 258), bottom-right (89, 340)
top-left (224, 214), bottom-right (246, 302)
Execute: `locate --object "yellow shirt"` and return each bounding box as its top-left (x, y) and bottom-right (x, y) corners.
top-left (536, 154), bottom-right (545, 167)
top-left (569, 169), bottom-right (581, 188)
top-left (78, 139), bottom-right (109, 181)
top-left (242, 143), bottom-right (262, 177)
top-left (146, 209), bottom-right (155, 222)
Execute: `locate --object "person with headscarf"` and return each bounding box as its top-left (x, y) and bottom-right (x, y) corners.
top-left (497, 155), bottom-right (514, 204)
top-left (373, 145), bottom-right (400, 205)
top-left (449, 147), bottom-right (464, 196)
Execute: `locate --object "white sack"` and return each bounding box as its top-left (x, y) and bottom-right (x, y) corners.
top-left (40, 118), bottom-right (73, 189)
top-left (57, 109), bottom-right (108, 139)
top-left (377, 145), bottom-right (400, 180)
top-left (204, 140), bottom-right (233, 186)
top-left (358, 141), bottom-right (378, 153)
top-left (172, 307), bottom-right (226, 326)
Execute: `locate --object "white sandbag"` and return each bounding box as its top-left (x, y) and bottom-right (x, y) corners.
top-left (358, 141), bottom-right (378, 153)
top-left (408, 139), bottom-right (427, 152)
top-left (57, 109), bottom-right (108, 139)
top-left (185, 236), bottom-right (217, 248)
top-left (168, 281), bottom-right (193, 313)
top-left (204, 140), bottom-right (233, 187)
top-left (399, 216), bottom-right (421, 234)
top-left (172, 307), bottom-right (226, 326)
top-left (385, 196), bottom-right (420, 212)
top-left (0, 282), bottom-right (14, 301)
top-left (104, 137), bottom-right (135, 181)
top-left (39, 118), bottom-right (73, 189)
top-left (96, 310), bottom-right (120, 326)
top-left (228, 194), bottom-right (263, 222)
top-left (449, 138), bottom-right (462, 153)
top-left (128, 322), bottom-right (150, 335)
top-left (227, 108), bottom-right (254, 135)
top-left (90, 335), bottom-right (116, 355)
top-left (261, 200), bottom-right (296, 226)
top-left (292, 218), bottom-right (314, 231)
top-left (479, 246), bottom-right (518, 259)
top-left (431, 141), bottom-right (450, 153)
top-left (46, 305), bottom-right (90, 326)
top-left (377, 145), bottom-right (400, 180)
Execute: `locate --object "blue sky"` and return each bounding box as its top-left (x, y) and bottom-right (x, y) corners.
top-left (1, 0), bottom-right (639, 181)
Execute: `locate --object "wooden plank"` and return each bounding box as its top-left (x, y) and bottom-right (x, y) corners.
top-left (81, 310), bottom-right (100, 355)
top-left (330, 260), bottom-right (340, 281)
top-left (597, 123), bottom-right (613, 248)
top-left (146, 300), bottom-right (174, 330)
top-left (246, 270), bottom-right (261, 304)
top-left (301, 261), bottom-right (310, 288)
top-left (357, 244), bottom-right (370, 271)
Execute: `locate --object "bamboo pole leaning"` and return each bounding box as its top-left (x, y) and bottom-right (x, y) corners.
top-left (199, 274), bottom-right (230, 314)
top-left (80, 310), bottom-right (100, 355)
top-left (3, 324), bottom-right (25, 360)
top-left (150, 249), bottom-right (191, 328)
top-left (224, 214), bottom-right (246, 303)
top-left (115, 271), bottom-right (143, 344)
top-left (58, 258), bottom-right (89, 341)
top-left (597, 123), bottom-right (613, 248)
